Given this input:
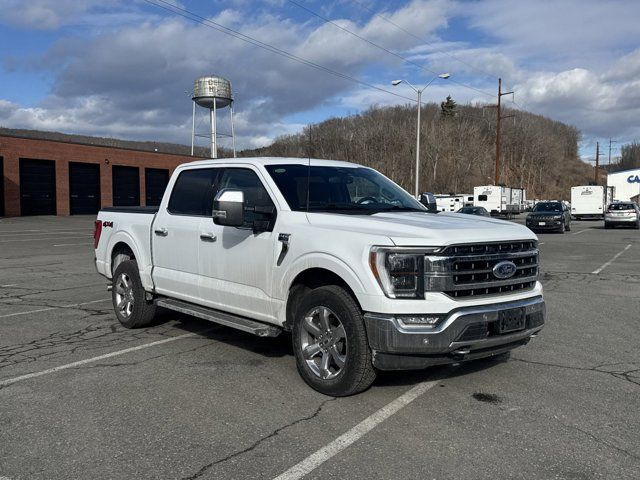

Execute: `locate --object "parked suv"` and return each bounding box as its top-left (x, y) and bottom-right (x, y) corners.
top-left (605, 202), bottom-right (640, 229)
top-left (94, 157), bottom-right (545, 396)
top-left (526, 201), bottom-right (571, 233)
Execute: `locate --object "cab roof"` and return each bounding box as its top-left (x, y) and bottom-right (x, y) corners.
top-left (179, 156), bottom-right (362, 169)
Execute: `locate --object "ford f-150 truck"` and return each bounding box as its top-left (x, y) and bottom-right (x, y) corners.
top-left (94, 157), bottom-right (545, 396)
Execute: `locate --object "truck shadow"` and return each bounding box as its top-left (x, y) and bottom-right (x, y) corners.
top-left (166, 311), bottom-right (293, 358)
top-left (374, 354), bottom-right (510, 388)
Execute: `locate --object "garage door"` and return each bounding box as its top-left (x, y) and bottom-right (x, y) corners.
top-left (20, 159), bottom-right (57, 216)
top-left (69, 162), bottom-right (101, 215)
top-left (0, 157), bottom-right (4, 217)
top-left (145, 168), bottom-right (170, 206)
top-left (112, 166), bottom-right (140, 207)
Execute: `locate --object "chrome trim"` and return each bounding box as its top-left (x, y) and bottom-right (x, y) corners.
top-left (364, 295), bottom-right (544, 335)
top-left (423, 241), bottom-right (539, 297)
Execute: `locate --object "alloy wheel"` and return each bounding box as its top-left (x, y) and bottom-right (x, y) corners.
top-left (299, 306), bottom-right (347, 379)
top-left (114, 273), bottom-right (135, 318)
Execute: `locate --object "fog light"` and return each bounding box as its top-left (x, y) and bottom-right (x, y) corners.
top-left (397, 314), bottom-right (444, 327)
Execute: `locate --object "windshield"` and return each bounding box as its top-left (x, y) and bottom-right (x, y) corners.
top-left (264, 164), bottom-right (426, 214)
top-left (609, 203), bottom-right (634, 211)
top-left (533, 202), bottom-right (563, 212)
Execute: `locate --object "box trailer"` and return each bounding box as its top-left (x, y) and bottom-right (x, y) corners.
top-left (473, 186), bottom-right (525, 216)
top-left (570, 185), bottom-right (615, 219)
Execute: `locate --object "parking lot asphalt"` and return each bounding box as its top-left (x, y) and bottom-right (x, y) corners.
top-left (0, 215), bottom-right (638, 480)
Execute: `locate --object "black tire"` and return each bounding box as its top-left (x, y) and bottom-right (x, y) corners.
top-left (604, 222), bottom-right (611, 229)
top-left (558, 221), bottom-right (565, 234)
top-left (635, 220), bottom-right (640, 230)
top-left (111, 260), bottom-right (156, 328)
top-left (292, 285), bottom-right (376, 396)
top-left (565, 220), bottom-right (571, 231)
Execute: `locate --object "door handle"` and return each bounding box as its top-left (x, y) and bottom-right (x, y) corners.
top-left (154, 227), bottom-right (168, 236)
top-left (199, 232), bottom-right (217, 242)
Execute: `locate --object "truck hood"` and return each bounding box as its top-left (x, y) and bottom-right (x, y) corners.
top-left (306, 211), bottom-right (535, 246)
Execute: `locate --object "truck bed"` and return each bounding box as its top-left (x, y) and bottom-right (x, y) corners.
top-left (100, 206), bottom-right (160, 214)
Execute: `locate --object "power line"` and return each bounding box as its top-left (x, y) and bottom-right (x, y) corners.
top-left (349, 0), bottom-right (501, 87)
top-left (142, 0), bottom-right (416, 103)
top-left (290, 0), bottom-right (495, 99)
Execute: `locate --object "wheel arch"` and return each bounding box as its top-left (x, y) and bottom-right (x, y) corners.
top-left (284, 266), bottom-right (363, 331)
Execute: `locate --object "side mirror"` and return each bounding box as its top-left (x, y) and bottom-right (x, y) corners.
top-left (419, 192), bottom-right (438, 213)
top-left (213, 189), bottom-right (244, 227)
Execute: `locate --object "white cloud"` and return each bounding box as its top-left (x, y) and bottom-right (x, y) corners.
top-left (1, 0), bottom-right (640, 155)
top-left (0, 0), bottom-right (454, 148)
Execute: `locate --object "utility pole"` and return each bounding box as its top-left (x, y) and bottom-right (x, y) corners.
top-left (608, 138), bottom-right (617, 166)
top-left (595, 141), bottom-right (600, 184)
top-left (494, 78), bottom-right (514, 185)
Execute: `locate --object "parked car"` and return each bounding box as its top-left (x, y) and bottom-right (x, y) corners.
top-left (605, 202), bottom-right (640, 229)
top-left (526, 201), bottom-right (571, 233)
top-left (94, 157), bottom-right (545, 396)
top-left (457, 206), bottom-right (490, 217)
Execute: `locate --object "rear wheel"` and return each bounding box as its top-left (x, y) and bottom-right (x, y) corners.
top-left (565, 220), bottom-right (571, 231)
top-left (292, 285), bottom-right (376, 396)
top-left (558, 221), bottom-right (566, 234)
top-left (112, 260), bottom-right (156, 328)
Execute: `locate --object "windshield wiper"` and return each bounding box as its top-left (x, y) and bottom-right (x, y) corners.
top-left (371, 206), bottom-right (428, 213)
top-left (307, 204), bottom-right (372, 213)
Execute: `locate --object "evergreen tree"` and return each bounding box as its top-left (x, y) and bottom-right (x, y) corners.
top-left (440, 95), bottom-right (457, 117)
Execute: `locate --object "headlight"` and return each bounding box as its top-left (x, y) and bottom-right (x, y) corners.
top-left (369, 247), bottom-right (436, 299)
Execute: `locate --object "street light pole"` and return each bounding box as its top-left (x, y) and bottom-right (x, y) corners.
top-left (415, 89), bottom-right (421, 198)
top-left (392, 73), bottom-right (450, 197)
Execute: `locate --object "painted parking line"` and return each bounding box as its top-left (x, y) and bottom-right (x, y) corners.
top-left (0, 329), bottom-right (215, 388)
top-left (0, 298), bottom-right (110, 319)
top-left (53, 243), bottom-right (93, 247)
top-left (0, 284), bottom-right (18, 287)
top-left (572, 228), bottom-right (593, 235)
top-left (0, 235), bottom-right (92, 244)
top-left (592, 244), bottom-right (632, 274)
top-left (272, 380), bottom-right (441, 480)
top-left (0, 230), bottom-right (88, 237)
top-left (0, 327), bottom-right (217, 388)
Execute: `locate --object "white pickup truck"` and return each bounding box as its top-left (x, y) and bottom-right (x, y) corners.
top-left (94, 157), bottom-right (545, 396)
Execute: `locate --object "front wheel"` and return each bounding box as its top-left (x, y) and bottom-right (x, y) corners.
top-left (292, 285), bottom-right (376, 396)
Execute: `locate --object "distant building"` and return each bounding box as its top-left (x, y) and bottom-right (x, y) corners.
top-left (608, 168), bottom-right (640, 203)
top-left (0, 129), bottom-right (206, 217)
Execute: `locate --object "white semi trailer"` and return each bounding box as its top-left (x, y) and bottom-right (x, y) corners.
top-left (570, 185), bottom-right (615, 219)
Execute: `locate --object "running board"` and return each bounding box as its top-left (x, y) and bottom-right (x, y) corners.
top-left (156, 298), bottom-right (281, 337)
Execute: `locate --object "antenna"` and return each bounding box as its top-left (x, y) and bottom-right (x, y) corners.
top-left (306, 124), bottom-right (312, 212)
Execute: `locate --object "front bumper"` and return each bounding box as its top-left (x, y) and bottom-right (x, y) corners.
top-left (364, 296), bottom-right (545, 370)
top-left (526, 219), bottom-right (563, 230)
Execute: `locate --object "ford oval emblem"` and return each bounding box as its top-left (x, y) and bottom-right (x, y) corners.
top-left (493, 260), bottom-right (517, 279)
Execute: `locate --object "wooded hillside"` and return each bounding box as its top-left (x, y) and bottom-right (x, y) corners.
top-left (243, 103), bottom-right (594, 200)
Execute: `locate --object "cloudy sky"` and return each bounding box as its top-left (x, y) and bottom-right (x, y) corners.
top-left (1, 0), bottom-right (639, 161)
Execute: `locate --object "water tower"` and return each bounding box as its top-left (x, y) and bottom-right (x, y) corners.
top-left (190, 75), bottom-right (236, 158)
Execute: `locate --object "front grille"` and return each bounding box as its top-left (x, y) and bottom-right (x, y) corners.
top-left (425, 241), bottom-right (538, 299)
top-left (528, 215), bottom-right (559, 222)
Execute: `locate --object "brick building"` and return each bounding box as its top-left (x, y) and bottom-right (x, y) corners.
top-left (0, 130), bottom-right (203, 217)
